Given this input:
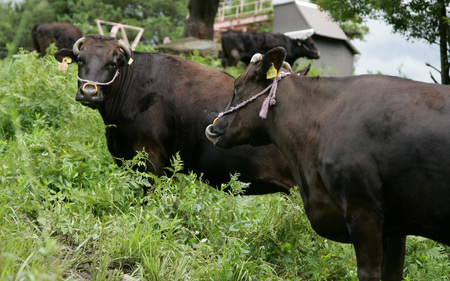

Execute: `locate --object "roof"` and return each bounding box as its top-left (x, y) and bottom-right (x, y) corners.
top-left (274, 0), bottom-right (359, 54)
top-left (284, 28), bottom-right (315, 40)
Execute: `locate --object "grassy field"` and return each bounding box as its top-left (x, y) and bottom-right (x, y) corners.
top-left (0, 47), bottom-right (449, 280)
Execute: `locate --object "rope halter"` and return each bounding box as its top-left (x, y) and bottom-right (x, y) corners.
top-left (77, 69), bottom-right (120, 95)
top-left (214, 70), bottom-right (291, 124)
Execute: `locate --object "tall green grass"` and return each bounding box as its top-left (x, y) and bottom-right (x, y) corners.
top-left (0, 49), bottom-right (448, 280)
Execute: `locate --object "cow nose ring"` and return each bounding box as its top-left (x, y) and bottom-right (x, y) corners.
top-left (82, 83), bottom-right (98, 96)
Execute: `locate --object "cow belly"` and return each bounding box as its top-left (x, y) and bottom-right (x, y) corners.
top-left (383, 176), bottom-right (450, 245)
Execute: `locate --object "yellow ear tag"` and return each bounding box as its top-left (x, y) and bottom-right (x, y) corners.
top-left (266, 63), bottom-right (279, 79)
top-left (128, 58), bottom-right (134, 65)
top-left (58, 57), bottom-right (72, 71)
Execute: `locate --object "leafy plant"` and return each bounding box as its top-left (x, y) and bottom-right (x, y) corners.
top-left (0, 49), bottom-right (449, 280)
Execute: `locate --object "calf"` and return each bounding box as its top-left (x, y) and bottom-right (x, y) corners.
top-left (206, 47), bottom-right (450, 280)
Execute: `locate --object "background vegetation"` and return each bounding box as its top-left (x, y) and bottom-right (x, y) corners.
top-left (0, 44), bottom-right (449, 280)
top-left (0, 0), bottom-right (189, 56)
top-left (311, 0), bottom-right (450, 84)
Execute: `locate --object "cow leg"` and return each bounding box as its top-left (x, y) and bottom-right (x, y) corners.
top-left (221, 55), bottom-right (229, 68)
top-left (230, 49), bottom-right (241, 66)
top-left (346, 210), bottom-right (384, 281)
top-left (142, 148), bottom-right (166, 195)
top-left (381, 235), bottom-right (406, 281)
top-left (38, 38), bottom-right (51, 57)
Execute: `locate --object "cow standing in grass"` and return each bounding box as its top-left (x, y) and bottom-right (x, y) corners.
top-left (221, 30), bottom-right (320, 67)
top-left (54, 35), bottom-right (296, 195)
top-left (32, 23), bottom-right (83, 57)
top-left (206, 47), bottom-right (450, 280)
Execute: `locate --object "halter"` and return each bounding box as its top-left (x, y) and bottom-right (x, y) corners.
top-left (214, 71), bottom-right (291, 123)
top-left (77, 69), bottom-right (120, 95)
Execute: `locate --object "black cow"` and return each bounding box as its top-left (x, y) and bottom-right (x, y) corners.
top-left (32, 23), bottom-right (83, 57)
top-left (206, 47), bottom-right (450, 280)
top-left (221, 30), bottom-right (320, 67)
top-left (53, 35), bottom-right (296, 195)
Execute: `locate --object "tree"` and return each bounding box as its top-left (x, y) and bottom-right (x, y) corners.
top-left (313, 0), bottom-right (450, 84)
top-left (183, 0), bottom-right (220, 40)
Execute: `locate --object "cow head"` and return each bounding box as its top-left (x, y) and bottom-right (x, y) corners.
top-left (206, 47), bottom-right (288, 148)
top-left (296, 36), bottom-right (320, 60)
top-left (54, 35), bottom-right (132, 109)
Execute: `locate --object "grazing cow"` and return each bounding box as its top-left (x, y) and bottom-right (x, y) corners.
top-left (32, 23), bottom-right (83, 57)
top-left (206, 47), bottom-right (450, 280)
top-left (53, 35), bottom-right (296, 195)
top-left (221, 29), bottom-right (320, 67)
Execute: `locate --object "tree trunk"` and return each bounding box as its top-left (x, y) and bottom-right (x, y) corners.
top-left (183, 0), bottom-right (220, 40)
top-left (439, 2), bottom-right (449, 84)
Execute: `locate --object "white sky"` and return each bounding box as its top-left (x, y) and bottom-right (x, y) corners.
top-left (351, 19), bottom-right (441, 83)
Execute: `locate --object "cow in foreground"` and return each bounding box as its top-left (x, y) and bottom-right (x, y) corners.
top-left (53, 35), bottom-right (296, 195)
top-left (206, 47), bottom-right (450, 280)
top-left (32, 23), bottom-right (83, 57)
top-left (221, 30), bottom-right (320, 67)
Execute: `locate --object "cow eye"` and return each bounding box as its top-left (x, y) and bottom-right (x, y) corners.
top-left (107, 61), bottom-right (118, 69)
top-left (233, 85), bottom-right (240, 95)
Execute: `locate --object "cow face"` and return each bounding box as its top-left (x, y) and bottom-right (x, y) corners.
top-left (297, 37), bottom-right (320, 60)
top-left (206, 47), bottom-right (287, 148)
top-left (54, 35), bottom-right (131, 109)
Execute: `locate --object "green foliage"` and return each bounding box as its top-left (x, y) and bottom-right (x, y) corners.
top-left (0, 49), bottom-right (449, 280)
top-left (313, 0), bottom-right (449, 44)
top-left (312, 0), bottom-right (450, 84)
top-left (310, 0), bottom-right (369, 40)
top-left (0, 0), bottom-right (189, 55)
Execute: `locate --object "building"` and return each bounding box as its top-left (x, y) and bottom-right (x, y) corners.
top-left (273, 0), bottom-right (359, 76)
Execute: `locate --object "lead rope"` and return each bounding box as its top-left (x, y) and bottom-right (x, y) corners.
top-left (77, 69), bottom-right (120, 95)
top-left (77, 69), bottom-right (120, 86)
top-left (214, 71), bottom-right (290, 123)
top-left (259, 71), bottom-right (290, 118)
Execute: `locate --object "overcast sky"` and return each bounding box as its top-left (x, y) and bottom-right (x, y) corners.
top-left (351, 19), bottom-right (441, 84)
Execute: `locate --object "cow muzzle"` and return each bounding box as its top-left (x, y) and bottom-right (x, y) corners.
top-left (75, 69), bottom-right (120, 107)
top-left (76, 83), bottom-right (103, 108)
top-left (82, 83), bottom-right (98, 96)
top-left (205, 124), bottom-right (221, 144)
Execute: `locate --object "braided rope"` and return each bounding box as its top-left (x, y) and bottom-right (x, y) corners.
top-left (214, 71), bottom-right (290, 123)
top-left (77, 69), bottom-right (120, 86)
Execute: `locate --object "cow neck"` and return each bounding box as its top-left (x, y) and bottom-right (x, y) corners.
top-left (268, 76), bottom-right (335, 201)
top-left (215, 71), bottom-right (291, 122)
top-left (98, 63), bottom-right (134, 123)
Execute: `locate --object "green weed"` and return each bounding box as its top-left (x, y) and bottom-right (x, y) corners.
top-left (0, 50), bottom-right (448, 280)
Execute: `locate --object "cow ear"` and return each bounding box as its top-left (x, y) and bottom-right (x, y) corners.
top-left (296, 63), bottom-right (311, 76)
top-left (54, 49), bottom-right (77, 63)
top-left (260, 47), bottom-right (287, 80)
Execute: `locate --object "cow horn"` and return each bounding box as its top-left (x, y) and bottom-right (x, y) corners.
top-left (73, 37), bottom-right (85, 55)
top-left (282, 61), bottom-right (292, 72)
top-left (118, 40), bottom-right (132, 63)
top-left (250, 53), bottom-right (262, 64)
